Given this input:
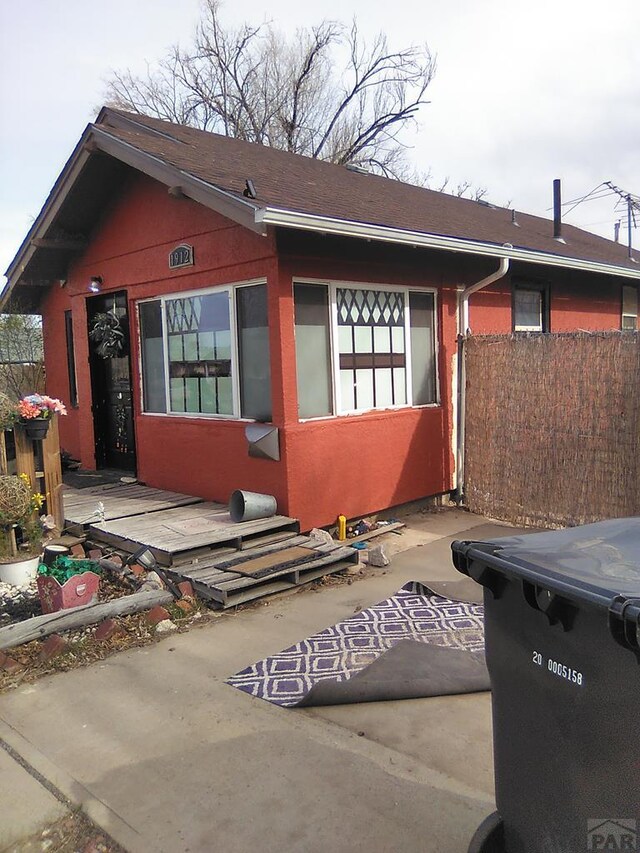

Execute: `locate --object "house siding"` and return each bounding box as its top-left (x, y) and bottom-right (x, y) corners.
top-left (38, 173), bottom-right (632, 530)
top-left (469, 268), bottom-right (622, 334)
top-left (276, 233), bottom-right (461, 529)
top-left (55, 173), bottom-right (287, 508)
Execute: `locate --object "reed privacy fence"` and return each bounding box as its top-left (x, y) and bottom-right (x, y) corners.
top-left (463, 332), bottom-right (640, 529)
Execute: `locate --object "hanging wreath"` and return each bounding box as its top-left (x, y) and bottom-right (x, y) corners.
top-left (89, 311), bottom-right (125, 358)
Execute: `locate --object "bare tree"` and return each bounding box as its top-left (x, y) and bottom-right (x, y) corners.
top-left (0, 314), bottom-right (45, 400)
top-left (434, 176), bottom-right (488, 202)
top-left (105, 1), bottom-right (435, 178)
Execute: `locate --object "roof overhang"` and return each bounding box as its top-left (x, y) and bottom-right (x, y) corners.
top-left (2, 125), bottom-right (263, 312)
top-left (5, 114), bottom-right (640, 313)
top-left (257, 207), bottom-right (640, 281)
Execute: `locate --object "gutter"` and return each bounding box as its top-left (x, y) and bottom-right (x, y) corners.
top-left (256, 208), bottom-right (640, 281)
top-left (454, 255), bottom-right (511, 503)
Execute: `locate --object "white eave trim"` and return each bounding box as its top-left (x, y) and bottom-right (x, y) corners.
top-left (4, 125), bottom-right (265, 288)
top-left (256, 207), bottom-right (640, 281)
top-left (90, 126), bottom-right (264, 233)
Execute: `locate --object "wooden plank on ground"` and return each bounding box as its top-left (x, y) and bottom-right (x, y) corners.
top-left (214, 547), bottom-right (358, 592)
top-left (223, 546), bottom-right (318, 578)
top-left (184, 552), bottom-right (357, 608)
top-left (173, 534), bottom-right (307, 574)
top-left (237, 530), bottom-right (304, 551)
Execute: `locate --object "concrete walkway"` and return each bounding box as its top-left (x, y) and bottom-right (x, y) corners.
top-left (0, 510), bottom-right (511, 853)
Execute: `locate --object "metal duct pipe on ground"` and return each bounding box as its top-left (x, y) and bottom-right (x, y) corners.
top-left (230, 490), bottom-right (277, 523)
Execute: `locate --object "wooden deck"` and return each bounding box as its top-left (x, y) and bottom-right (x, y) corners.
top-left (64, 483), bottom-right (202, 526)
top-left (88, 502), bottom-right (300, 565)
top-left (64, 483), bottom-right (355, 603)
top-left (164, 534), bottom-right (359, 608)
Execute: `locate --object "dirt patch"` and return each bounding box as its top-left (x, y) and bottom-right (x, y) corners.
top-left (5, 809), bottom-right (126, 853)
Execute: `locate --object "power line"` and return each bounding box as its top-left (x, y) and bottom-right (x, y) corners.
top-left (605, 182), bottom-right (640, 257)
top-left (545, 183), bottom-right (616, 216)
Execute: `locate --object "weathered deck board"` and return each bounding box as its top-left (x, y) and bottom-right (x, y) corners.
top-left (89, 502), bottom-right (300, 565)
top-left (64, 483), bottom-right (204, 525)
top-left (184, 558), bottom-right (357, 608)
top-left (181, 534), bottom-right (308, 575)
top-left (164, 537), bottom-right (359, 606)
top-left (66, 482), bottom-right (353, 606)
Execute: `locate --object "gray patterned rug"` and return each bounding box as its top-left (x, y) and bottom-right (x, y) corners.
top-left (226, 581), bottom-right (488, 707)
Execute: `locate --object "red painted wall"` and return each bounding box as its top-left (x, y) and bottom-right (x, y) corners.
top-left (274, 235), bottom-right (461, 529)
top-left (41, 169), bottom-right (631, 531)
top-left (469, 267), bottom-right (623, 335)
top-left (61, 172), bottom-right (286, 508)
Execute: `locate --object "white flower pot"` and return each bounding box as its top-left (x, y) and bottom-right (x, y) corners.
top-left (0, 555), bottom-right (40, 585)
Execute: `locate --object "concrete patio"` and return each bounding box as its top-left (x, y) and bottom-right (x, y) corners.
top-left (0, 509), bottom-right (512, 853)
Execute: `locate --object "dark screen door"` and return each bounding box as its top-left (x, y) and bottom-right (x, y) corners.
top-left (87, 291), bottom-right (136, 472)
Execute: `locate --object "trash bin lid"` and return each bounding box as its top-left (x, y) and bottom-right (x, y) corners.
top-left (454, 518), bottom-right (640, 603)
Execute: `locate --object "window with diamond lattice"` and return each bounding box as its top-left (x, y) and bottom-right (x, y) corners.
top-left (166, 292), bottom-right (233, 415)
top-left (337, 287), bottom-right (407, 411)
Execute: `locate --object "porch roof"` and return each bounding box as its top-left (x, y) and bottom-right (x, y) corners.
top-left (4, 107), bottom-right (640, 311)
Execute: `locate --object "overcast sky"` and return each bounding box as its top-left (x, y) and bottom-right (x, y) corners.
top-left (1, 0), bottom-right (638, 288)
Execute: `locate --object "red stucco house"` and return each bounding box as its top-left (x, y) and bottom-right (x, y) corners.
top-left (3, 109), bottom-right (639, 530)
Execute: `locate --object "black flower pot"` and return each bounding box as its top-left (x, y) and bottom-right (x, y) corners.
top-left (22, 417), bottom-right (50, 441)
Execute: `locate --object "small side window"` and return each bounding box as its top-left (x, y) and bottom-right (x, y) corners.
top-left (622, 285), bottom-right (638, 331)
top-left (139, 300), bottom-right (167, 413)
top-left (64, 310), bottom-right (78, 407)
top-left (513, 286), bottom-right (548, 332)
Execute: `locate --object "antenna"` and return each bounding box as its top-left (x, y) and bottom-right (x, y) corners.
top-left (604, 181), bottom-right (640, 259)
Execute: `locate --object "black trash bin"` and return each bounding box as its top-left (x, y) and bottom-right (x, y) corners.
top-left (451, 518), bottom-right (640, 853)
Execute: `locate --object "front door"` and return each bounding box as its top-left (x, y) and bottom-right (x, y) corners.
top-left (87, 291), bottom-right (136, 472)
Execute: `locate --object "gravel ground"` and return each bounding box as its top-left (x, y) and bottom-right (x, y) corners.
top-left (5, 810), bottom-right (127, 853)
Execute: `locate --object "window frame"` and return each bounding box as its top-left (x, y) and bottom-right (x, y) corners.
top-left (64, 310), bottom-right (79, 408)
top-left (294, 278), bottom-right (440, 420)
top-left (512, 281), bottom-right (550, 332)
top-left (621, 284), bottom-right (638, 331)
top-left (136, 278), bottom-right (267, 420)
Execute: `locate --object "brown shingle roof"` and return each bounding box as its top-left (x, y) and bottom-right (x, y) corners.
top-left (99, 108), bottom-right (639, 271)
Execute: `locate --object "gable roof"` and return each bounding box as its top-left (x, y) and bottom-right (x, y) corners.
top-left (4, 107), bottom-right (639, 310)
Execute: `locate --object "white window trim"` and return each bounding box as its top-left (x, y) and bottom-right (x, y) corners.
top-left (513, 284), bottom-right (547, 332)
top-left (294, 277), bottom-right (440, 420)
top-left (137, 278), bottom-right (266, 420)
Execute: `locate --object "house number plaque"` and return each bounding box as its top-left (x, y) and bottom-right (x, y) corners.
top-left (169, 244), bottom-right (194, 269)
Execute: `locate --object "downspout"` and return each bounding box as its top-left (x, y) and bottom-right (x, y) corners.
top-left (454, 253), bottom-right (511, 502)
